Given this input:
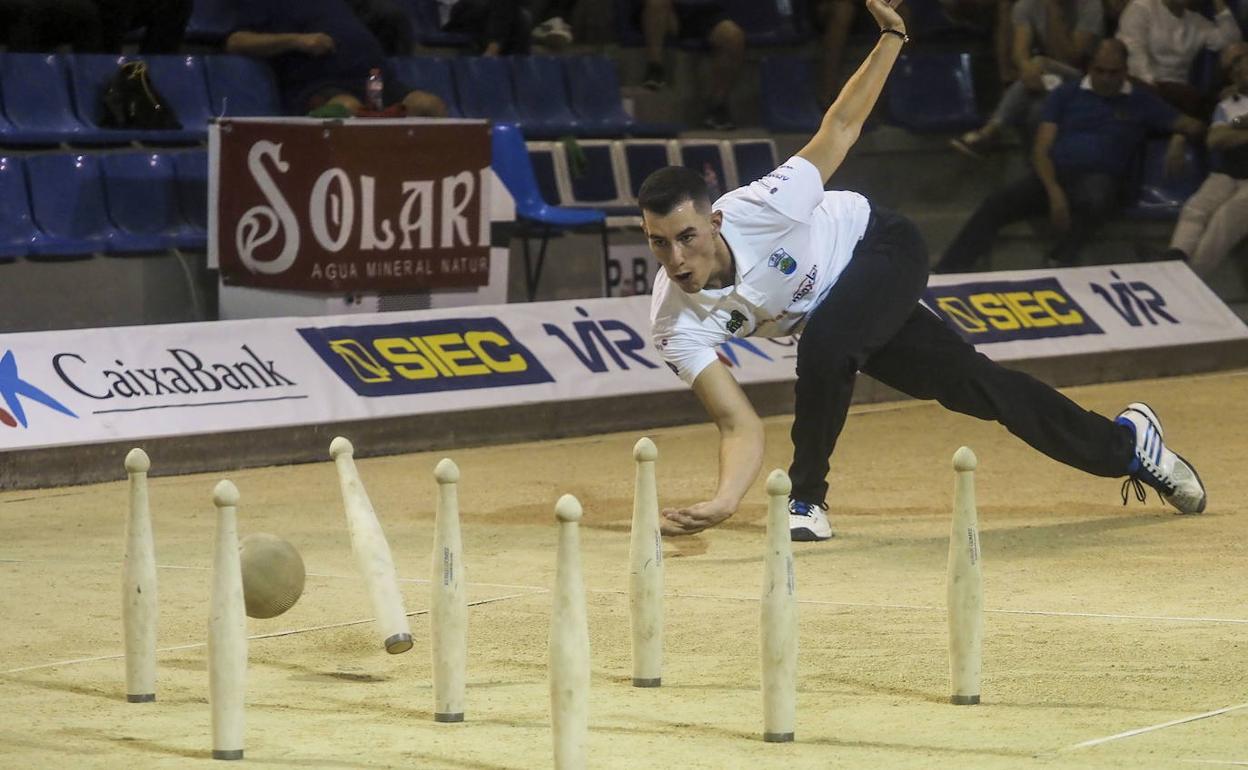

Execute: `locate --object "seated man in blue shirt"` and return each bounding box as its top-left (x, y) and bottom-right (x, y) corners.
top-left (935, 38), bottom-right (1204, 272)
top-left (226, 0), bottom-right (446, 117)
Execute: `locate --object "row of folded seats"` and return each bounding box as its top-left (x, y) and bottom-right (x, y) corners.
top-left (0, 52), bottom-right (660, 146)
top-left (0, 151), bottom-right (206, 262)
top-left (524, 137), bottom-right (779, 218)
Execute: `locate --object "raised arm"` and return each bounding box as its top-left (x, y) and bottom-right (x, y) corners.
top-left (660, 362), bottom-right (764, 536)
top-left (797, 0), bottom-right (907, 183)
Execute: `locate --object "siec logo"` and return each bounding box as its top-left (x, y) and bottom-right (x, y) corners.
top-left (0, 350), bottom-right (77, 429)
top-left (923, 277), bottom-right (1103, 343)
top-left (298, 318), bottom-right (553, 397)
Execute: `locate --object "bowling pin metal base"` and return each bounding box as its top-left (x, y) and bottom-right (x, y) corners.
top-left (632, 677), bottom-right (661, 688)
top-left (212, 749), bottom-right (244, 761)
top-left (763, 732), bottom-right (794, 743)
top-left (126, 693), bottom-right (155, 703)
top-left (951, 695), bottom-right (980, 706)
top-left (434, 712), bottom-right (464, 723)
top-left (385, 633), bottom-right (414, 655)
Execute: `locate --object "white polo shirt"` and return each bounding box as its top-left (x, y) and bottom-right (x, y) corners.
top-left (650, 155), bottom-right (871, 386)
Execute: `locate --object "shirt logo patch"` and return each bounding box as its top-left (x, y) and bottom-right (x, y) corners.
top-left (725, 310), bottom-right (748, 335)
top-left (768, 248), bottom-right (797, 275)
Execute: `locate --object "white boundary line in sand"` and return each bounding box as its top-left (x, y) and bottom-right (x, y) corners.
top-left (5, 557), bottom-right (1248, 626)
top-left (1180, 760), bottom-right (1248, 767)
top-left (0, 590), bottom-right (543, 676)
top-left (1053, 702), bottom-right (1248, 754)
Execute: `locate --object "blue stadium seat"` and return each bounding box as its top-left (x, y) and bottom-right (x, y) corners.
top-left (563, 56), bottom-right (635, 137)
top-left (732, 139), bottom-right (779, 186)
top-left (492, 123), bottom-right (607, 300)
top-left (404, 0), bottom-right (473, 47)
top-left (69, 54), bottom-right (208, 144)
top-left (511, 56), bottom-right (581, 138)
top-left (621, 140), bottom-right (676, 199)
top-left (759, 56), bottom-right (823, 134)
top-left (886, 52), bottom-right (980, 133)
top-left (452, 57), bottom-right (523, 124)
top-left (723, 0), bottom-right (805, 45)
top-left (172, 150), bottom-right (208, 233)
top-left (559, 141), bottom-right (634, 214)
top-left (388, 56), bottom-right (461, 117)
top-left (0, 156), bottom-right (41, 260)
top-left (102, 152), bottom-right (204, 252)
top-left (25, 153), bottom-right (118, 259)
top-left (205, 55), bottom-right (281, 118)
top-left (679, 140), bottom-right (734, 199)
top-left (186, 0), bottom-right (238, 43)
top-left (1126, 139), bottom-right (1208, 220)
top-left (527, 143), bottom-right (563, 206)
top-left (0, 53), bottom-right (92, 145)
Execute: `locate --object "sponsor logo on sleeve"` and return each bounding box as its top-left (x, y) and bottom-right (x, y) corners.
top-left (923, 278), bottom-right (1103, 342)
top-left (791, 266), bottom-right (818, 303)
top-left (298, 318), bottom-right (552, 396)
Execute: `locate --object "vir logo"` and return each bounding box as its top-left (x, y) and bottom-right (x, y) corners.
top-left (0, 350), bottom-right (76, 429)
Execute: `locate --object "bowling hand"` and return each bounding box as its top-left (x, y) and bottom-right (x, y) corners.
top-left (660, 499), bottom-right (734, 536)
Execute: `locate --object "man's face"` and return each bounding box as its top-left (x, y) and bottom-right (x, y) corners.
top-left (1088, 52), bottom-right (1127, 97)
top-left (641, 199), bottom-right (723, 293)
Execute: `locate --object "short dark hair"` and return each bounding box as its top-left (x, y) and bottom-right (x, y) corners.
top-left (638, 166), bottom-right (710, 216)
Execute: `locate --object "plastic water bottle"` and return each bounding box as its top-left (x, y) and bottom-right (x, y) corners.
top-left (366, 68), bottom-right (384, 111)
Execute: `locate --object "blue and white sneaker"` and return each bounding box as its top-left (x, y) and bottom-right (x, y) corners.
top-left (789, 499), bottom-right (833, 541)
top-left (1116, 402), bottom-right (1207, 514)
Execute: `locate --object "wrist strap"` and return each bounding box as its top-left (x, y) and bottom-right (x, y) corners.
top-left (881, 28), bottom-right (909, 43)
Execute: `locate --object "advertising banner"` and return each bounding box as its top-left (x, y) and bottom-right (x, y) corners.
top-left (212, 118), bottom-right (491, 293)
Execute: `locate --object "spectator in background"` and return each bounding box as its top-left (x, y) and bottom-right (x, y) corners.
top-left (936, 39), bottom-right (1204, 272)
top-left (226, 0), bottom-right (447, 117)
top-left (810, 0), bottom-right (912, 108)
top-left (438, 0), bottom-right (532, 55)
top-left (1164, 42), bottom-right (1248, 276)
top-left (0, 0), bottom-right (101, 51)
top-left (94, 0), bottom-right (192, 53)
top-left (1117, 0), bottom-right (1241, 117)
top-left (532, 0), bottom-right (578, 48)
top-left (952, 0), bottom-right (1103, 157)
top-left (637, 0), bottom-right (746, 130)
top-left (347, 0), bottom-right (414, 56)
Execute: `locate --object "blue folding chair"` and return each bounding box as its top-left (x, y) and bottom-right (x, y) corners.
top-left (563, 56), bottom-right (637, 137)
top-left (25, 153), bottom-right (119, 259)
top-left (102, 152), bottom-right (205, 252)
top-left (622, 140), bottom-right (675, 199)
top-left (732, 139), bottom-right (779, 186)
top-left (492, 123), bottom-right (608, 300)
top-left (0, 156), bottom-right (42, 260)
top-left (759, 56), bottom-right (823, 133)
top-left (205, 55), bottom-right (281, 118)
top-left (886, 52), bottom-right (980, 133)
top-left (0, 53), bottom-right (92, 145)
top-left (173, 150), bottom-right (209, 234)
top-left (511, 56), bottom-right (580, 138)
top-left (388, 56), bottom-right (462, 117)
top-left (680, 141), bottom-right (733, 198)
top-left (452, 57), bottom-right (523, 125)
top-left (528, 144), bottom-right (563, 206)
top-left (145, 55), bottom-right (214, 138)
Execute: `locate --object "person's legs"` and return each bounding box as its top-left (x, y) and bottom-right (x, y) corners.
top-left (352, 0), bottom-right (414, 56)
top-left (788, 208), bottom-right (932, 506)
top-left (1048, 171), bottom-right (1119, 265)
top-left (862, 307), bottom-right (1135, 478)
top-left (8, 0), bottom-right (101, 51)
top-left (482, 0), bottom-right (530, 55)
top-left (814, 0), bottom-right (856, 108)
top-left (1170, 173), bottom-right (1235, 263)
top-left (1188, 177), bottom-right (1248, 276)
top-left (402, 89), bottom-right (448, 117)
top-left (934, 174), bottom-right (1050, 272)
top-left (704, 17), bottom-right (744, 128)
top-left (131, 0), bottom-right (191, 53)
top-left (641, 0), bottom-right (675, 87)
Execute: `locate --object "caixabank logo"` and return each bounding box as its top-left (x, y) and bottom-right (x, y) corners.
top-left (0, 350), bottom-right (77, 429)
top-left (298, 318), bottom-right (553, 397)
top-left (923, 277), bottom-right (1103, 343)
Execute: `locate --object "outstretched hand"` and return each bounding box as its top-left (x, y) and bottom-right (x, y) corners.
top-left (866, 0), bottom-right (906, 33)
top-left (660, 499), bottom-right (735, 537)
